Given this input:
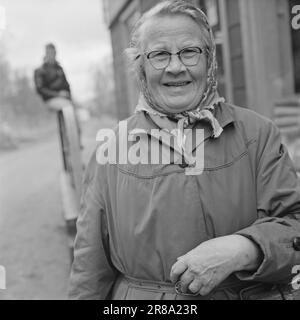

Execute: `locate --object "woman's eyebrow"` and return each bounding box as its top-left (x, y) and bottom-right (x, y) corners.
top-left (147, 43), bottom-right (169, 51)
top-left (180, 40), bottom-right (202, 47)
top-left (146, 38), bottom-right (203, 52)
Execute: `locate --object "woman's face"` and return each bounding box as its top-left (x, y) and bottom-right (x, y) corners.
top-left (141, 14), bottom-right (208, 114)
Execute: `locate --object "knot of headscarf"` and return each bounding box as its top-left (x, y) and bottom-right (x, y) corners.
top-left (135, 94), bottom-right (224, 152)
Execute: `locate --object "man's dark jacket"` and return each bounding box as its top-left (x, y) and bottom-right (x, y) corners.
top-left (34, 61), bottom-right (71, 101)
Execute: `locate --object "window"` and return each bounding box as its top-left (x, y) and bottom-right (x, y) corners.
top-left (197, 0), bottom-right (229, 100)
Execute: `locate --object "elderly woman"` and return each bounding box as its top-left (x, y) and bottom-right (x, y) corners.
top-left (69, 0), bottom-right (300, 300)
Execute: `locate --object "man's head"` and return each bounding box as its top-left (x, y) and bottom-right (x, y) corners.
top-left (44, 43), bottom-right (56, 64)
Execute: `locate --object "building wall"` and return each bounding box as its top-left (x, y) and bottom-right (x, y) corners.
top-left (239, 0), bottom-right (295, 118)
top-left (103, 0), bottom-right (129, 25)
top-left (106, 0), bottom-right (298, 121)
top-left (108, 0), bottom-right (160, 120)
top-left (110, 21), bottom-right (131, 120)
top-left (226, 0), bottom-right (246, 107)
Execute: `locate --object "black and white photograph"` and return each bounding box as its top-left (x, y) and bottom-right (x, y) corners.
top-left (0, 0), bottom-right (300, 306)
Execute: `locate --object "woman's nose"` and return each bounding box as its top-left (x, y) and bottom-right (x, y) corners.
top-left (165, 55), bottom-right (186, 74)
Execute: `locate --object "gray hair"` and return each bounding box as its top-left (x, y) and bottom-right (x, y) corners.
top-left (125, 0), bottom-right (213, 78)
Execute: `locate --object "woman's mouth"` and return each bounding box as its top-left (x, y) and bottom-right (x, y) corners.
top-left (163, 81), bottom-right (191, 87)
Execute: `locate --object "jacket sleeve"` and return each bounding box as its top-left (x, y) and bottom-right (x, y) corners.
top-left (235, 120), bottom-right (300, 283)
top-left (68, 150), bottom-right (118, 299)
top-left (34, 68), bottom-right (59, 100)
top-left (61, 68), bottom-right (71, 95)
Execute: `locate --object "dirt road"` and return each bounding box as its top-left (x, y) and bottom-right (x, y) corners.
top-left (0, 136), bottom-right (72, 299)
top-left (0, 116), bottom-right (116, 300)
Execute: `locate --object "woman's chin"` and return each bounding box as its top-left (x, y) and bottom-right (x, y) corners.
top-left (160, 102), bottom-right (197, 114)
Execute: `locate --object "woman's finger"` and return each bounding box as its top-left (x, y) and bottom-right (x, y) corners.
top-left (188, 279), bottom-right (203, 294)
top-left (199, 285), bottom-right (213, 297)
top-left (178, 269), bottom-right (194, 293)
top-left (170, 259), bottom-right (188, 283)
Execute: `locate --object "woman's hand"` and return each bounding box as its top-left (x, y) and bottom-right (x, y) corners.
top-left (170, 235), bottom-right (263, 296)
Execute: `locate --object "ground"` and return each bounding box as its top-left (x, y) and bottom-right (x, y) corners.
top-left (0, 115), bottom-right (116, 300)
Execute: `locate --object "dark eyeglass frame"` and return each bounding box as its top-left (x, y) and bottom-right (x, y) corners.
top-left (137, 46), bottom-right (206, 70)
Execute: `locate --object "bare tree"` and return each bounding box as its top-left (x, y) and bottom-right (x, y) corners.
top-left (0, 51), bottom-right (53, 149)
top-left (89, 57), bottom-right (116, 118)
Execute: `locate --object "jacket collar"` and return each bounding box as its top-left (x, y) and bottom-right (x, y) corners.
top-left (214, 102), bottom-right (235, 129)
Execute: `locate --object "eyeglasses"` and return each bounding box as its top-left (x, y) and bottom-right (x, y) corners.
top-left (142, 46), bottom-right (205, 70)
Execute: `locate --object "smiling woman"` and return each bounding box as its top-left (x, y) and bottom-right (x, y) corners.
top-left (69, 0), bottom-right (300, 300)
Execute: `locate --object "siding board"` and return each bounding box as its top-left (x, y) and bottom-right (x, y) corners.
top-left (226, 0), bottom-right (246, 107)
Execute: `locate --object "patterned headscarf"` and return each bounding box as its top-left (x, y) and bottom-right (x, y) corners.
top-left (135, 3), bottom-right (224, 140)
